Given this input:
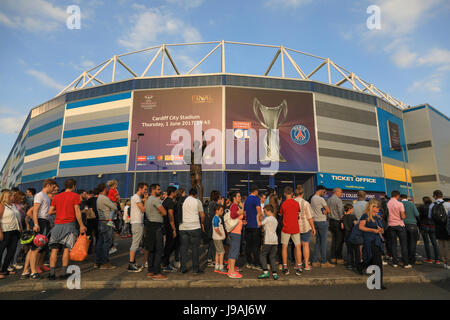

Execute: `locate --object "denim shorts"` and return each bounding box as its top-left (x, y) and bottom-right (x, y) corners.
top-left (300, 230), bottom-right (312, 243)
top-left (228, 233), bottom-right (241, 260)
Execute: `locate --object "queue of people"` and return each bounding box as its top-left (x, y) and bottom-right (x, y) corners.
top-left (0, 179), bottom-right (449, 290)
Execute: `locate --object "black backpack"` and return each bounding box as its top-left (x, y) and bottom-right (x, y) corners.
top-left (432, 202), bottom-right (448, 225)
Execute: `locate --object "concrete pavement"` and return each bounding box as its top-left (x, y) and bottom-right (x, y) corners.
top-left (0, 236), bottom-right (448, 292)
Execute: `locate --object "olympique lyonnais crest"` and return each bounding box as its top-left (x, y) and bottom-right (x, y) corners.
top-left (290, 125), bottom-right (310, 145)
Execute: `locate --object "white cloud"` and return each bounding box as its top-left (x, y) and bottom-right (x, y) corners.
top-left (372, 0), bottom-right (443, 36)
top-left (359, 0), bottom-right (450, 76)
top-left (0, 107), bottom-right (26, 134)
top-left (264, 0), bottom-right (312, 8)
top-left (0, 0), bottom-right (67, 32)
top-left (166, 0), bottom-right (205, 9)
top-left (417, 48), bottom-right (450, 69)
top-left (80, 58), bottom-right (96, 70)
top-left (26, 69), bottom-right (64, 90)
top-left (409, 74), bottom-right (443, 93)
top-left (118, 7), bottom-right (202, 50)
top-left (389, 45), bottom-right (418, 68)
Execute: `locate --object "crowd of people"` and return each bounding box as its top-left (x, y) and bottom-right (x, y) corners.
top-left (0, 178), bottom-right (449, 289)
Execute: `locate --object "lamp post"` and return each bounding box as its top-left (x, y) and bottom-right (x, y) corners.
top-left (400, 142), bottom-right (411, 198)
top-left (133, 133), bottom-right (144, 195)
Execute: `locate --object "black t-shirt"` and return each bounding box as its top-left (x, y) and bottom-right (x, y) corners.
top-left (342, 214), bottom-right (357, 239)
top-left (162, 197), bottom-right (175, 231)
top-left (87, 197), bottom-right (99, 220)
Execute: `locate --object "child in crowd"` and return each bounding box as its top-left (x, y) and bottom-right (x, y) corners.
top-left (121, 200), bottom-right (131, 238)
top-left (107, 180), bottom-right (120, 228)
top-left (257, 204), bottom-right (279, 280)
top-left (341, 203), bottom-right (358, 271)
top-left (212, 204), bottom-right (228, 274)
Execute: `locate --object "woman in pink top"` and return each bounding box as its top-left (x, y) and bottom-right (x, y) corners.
top-left (228, 191), bottom-right (245, 279)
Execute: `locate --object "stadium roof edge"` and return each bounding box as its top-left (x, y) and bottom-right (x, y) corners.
top-left (54, 40), bottom-right (409, 110)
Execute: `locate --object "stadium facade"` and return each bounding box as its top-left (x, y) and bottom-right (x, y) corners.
top-left (1, 41), bottom-right (449, 203)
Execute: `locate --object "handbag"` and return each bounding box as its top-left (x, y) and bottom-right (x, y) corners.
top-left (69, 233), bottom-right (91, 262)
top-left (86, 208), bottom-right (96, 220)
top-left (224, 209), bottom-right (239, 232)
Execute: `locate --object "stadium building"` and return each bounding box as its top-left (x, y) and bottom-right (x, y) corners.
top-left (1, 41), bottom-right (449, 203)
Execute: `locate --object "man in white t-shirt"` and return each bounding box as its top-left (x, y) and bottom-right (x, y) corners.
top-left (179, 188), bottom-right (205, 274)
top-left (28, 179), bottom-right (57, 279)
top-left (128, 182), bottom-right (148, 272)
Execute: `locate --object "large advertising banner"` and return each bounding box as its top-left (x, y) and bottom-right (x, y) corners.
top-left (129, 87), bottom-right (223, 171)
top-left (225, 87), bottom-right (317, 172)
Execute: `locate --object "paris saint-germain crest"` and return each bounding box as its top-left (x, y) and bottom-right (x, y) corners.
top-left (290, 125), bottom-right (310, 145)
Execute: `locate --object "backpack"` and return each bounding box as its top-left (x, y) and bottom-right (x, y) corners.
top-left (223, 209), bottom-right (239, 233)
top-left (432, 202), bottom-right (448, 225)
top-left (348, 221), bottom-right (364, 245)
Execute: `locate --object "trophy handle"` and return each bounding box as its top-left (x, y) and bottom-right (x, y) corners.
top-left (277, 100), bottom-right (288, 126)
top-left (253, 98), bottom-right (270, 129)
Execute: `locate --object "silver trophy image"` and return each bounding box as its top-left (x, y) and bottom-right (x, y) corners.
top-left (253, 98), bottom-right (288, 162)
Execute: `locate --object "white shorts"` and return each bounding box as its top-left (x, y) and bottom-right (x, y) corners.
top-left (281, 232), bottom-right (301, 245)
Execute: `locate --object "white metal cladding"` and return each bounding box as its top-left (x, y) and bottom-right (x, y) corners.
top-left (428, 107), bottom-right (450, 195)
top-left (55, 40), bottom-right (408, 109)
top-left (314, 93), bottom-right (383, 177)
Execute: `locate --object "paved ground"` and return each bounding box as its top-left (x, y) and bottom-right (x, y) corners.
top-left (0, 282), bottom-right (448, 300)
top-left (0, 235), bottom-right (449, 293)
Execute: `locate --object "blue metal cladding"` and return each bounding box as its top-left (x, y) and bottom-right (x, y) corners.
top-left (66, 91), bottom-right (132, 109)
top-left (385, 178), bottom-right (412, 197)
top-left (27, 118), bottom-right (64, 137)
top-left (60, 138), bottom-right (128, 153)
top-left (63, 122), bottom-right (129, 138)
top-left (21, 170), bottom-right (58, 183)
top-left (59, 155), bottom-right (128, 169)
top-left (376, 107), bottom-right (408, 162)
top-left (25, 140), bottom-right (60, 156)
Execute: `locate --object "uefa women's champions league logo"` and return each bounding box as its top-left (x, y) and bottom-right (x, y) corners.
top-left (290, 125), bottom-right (310, 145)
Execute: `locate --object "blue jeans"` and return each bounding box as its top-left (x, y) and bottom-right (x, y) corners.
top-left (312, 221), bottom-right (329, 263)
top-left (420, 225), bottom-right (440, 261)
top-left (96, 221), bottom-right (112, 265)
top-left (180, 229), bottom-right (202, 273)
top-left (229, 233), bottom-right (241, 260)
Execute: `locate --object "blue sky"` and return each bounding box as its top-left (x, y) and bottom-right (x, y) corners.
top-left (1, 0), bottom-right (449, 167)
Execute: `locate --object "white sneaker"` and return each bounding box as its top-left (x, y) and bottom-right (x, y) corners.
top-left (444, 264), bottom-right (449, 270)
top-left (13, 264), bottom-right (23, 270)
top-left (403, 264), bottom-right (412, 269)
top-left (144, 262), bottom-right (148, 268)
top-left (109, 247), bottom-right (118, 255)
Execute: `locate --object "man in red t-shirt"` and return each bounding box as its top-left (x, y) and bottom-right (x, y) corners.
top-left (280, 186), bottom-right (302, 276)
top-left (48, 178), bottom-right (86, 280)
